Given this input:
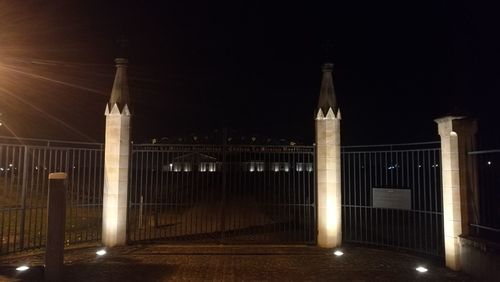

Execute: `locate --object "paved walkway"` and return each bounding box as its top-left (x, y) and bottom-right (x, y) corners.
top-left (0, 244), bottom-right (474, 281)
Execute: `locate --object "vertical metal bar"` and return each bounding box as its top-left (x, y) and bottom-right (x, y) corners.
top-left (413, 151), bottom-right (418, 251)
top-left (368, 151), bottom-right (373, 244)
top-left (92, 149), bottom-right (98, 240)
top-left (23, 148), bottom-right (36, 248)
top-left (288, 150), bottom-right (292, 242)
top-left (74, 149), bottom-right (80, 242)
top-left (159, 149), bottom-right (165, 238)
top-left (220, 130), bottom-right (227, 242)
top-left (19, 146), bottom-right (29, 250)
top-left (148, 148), bottom-right (154, 239)
top-left (165, 149), bottom-right (172, 238)
top-left (146, 148), bottom-right (151, 240)
top-left (353, 152), bottom-right (358, 241)
top-left (297, 147), bottom-right (304, 243)
top-left (311, 147), bottom-right (316, 244)
top-left (85, 149), bottom-right (90, 241)
top-left (27, 147), bottom-right (35, 249)
top-left (173, 150), bottom-right (179, 239)
top-left (374, 152), bottom-right (380, 245)
top-left (162, 149), bottom-right (169, 239)
top-left (38, 147), bottom-right (47, 248)
top-left (154, 150), bottom-right (160, 237)
top-left (138, 148), bottom-right (144, 239)
top-left (81, 149), bottom-right (87, 242)
top-left (138, 195), bottom-right (143, 229)
top-left (425, 149), bottom-right (431, 253)
top-left (6, 149), bottom-right (12, 249)
top-left (363, 152), bottom-right (367, 242)
top-left (190, 147), bottom-right (196, 239)
top-left (434, 148), bottom-right (440, 254)
top-left (404, 150), bottom-right (409, 248)
top-left (0, 145), bottom-right (4, 252)
top-left (130, 148), bottom-right (137, 241)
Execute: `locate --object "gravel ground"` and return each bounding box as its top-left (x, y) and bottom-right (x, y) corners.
top-left (0, 243), bottom-right (475, 281)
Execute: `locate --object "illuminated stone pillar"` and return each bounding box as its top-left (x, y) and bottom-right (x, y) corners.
top-left (435, 116), bottom-right (477, 270)
top-left (103, 58), bottom-right (131, 247)
top-left (315, 63), bottom-right (342, 248)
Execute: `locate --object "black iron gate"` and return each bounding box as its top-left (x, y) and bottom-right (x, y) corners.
top-left (0, 137), bottom-right (104, 254)
top-left (341, 142), bottom-right (444, 257)
top-left (128, 144), bottom-right (316, 244)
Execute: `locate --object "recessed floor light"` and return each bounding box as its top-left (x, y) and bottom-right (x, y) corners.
top-left (16, 265), bottom-right (29, 271)
top-left (334, 250), bottom-right (344, 256)
top-left (96, 249), bottom-right (107, 256)
top-left (416, 266), bottom-right (428, 273)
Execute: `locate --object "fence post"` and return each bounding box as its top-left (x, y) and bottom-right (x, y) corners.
top-left (435, 116), bottom-right (477, 270)
top-left (102, 58), bottom-right (131, 247)
top-left (45, 172), bottom-right (67, 282)
top-left (315, 63), bottom-right (342, 248)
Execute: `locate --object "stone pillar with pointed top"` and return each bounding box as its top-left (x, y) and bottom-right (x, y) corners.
top-left (315, 63), bottom-right (342, 248)
top-left (102, 58), bottom-right (131, 247)
top-left (435, 116), bottom-right (477, 270)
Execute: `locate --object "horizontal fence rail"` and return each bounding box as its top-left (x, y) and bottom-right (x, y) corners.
top-left (128, 144), bottom-right (316, 245)
top-left (341, 143), bottom-right (444, 257)
top-left (468, 149), bottom-right (500, 242)
top-left (0, 137), bottom-right (104, 254)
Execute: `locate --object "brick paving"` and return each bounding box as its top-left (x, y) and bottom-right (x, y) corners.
top-left (0, 243), bottom-right (474, 281)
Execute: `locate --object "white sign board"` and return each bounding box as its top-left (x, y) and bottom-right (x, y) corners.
top-left (372, 188), bottom-right (411, 210)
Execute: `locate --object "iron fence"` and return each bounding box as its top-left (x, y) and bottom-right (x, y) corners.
top-left (468, 149), bottom-right (500, 242)
top-left (1, 134), bottom-right (449, 255)
top-left (0, 137), bottom-right (104, 254)
top-left (341, 142), bottom-right (443, 257)
top-left (128, 144), bottom-right (316, 244)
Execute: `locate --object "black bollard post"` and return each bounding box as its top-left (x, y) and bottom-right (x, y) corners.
top-left (45, 172), bottom-right (67, 281)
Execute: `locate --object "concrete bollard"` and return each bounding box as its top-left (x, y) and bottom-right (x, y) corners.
top-left (45, 172), bottom-right (67, 281)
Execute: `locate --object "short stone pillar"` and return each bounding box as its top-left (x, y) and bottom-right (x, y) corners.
top-left (45, 172), bottom-right (67, 282)
top-left (102, 58), bottom-right (131, 247)
top-left (435, 116), bottom-right (477, 270)
top-left (315, 63), bottom-right (342, 248)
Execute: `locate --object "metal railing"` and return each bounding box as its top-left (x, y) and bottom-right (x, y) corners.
top-left (341, 142), bottom-right (443, 257)
top-left (468, 149), bottom-right (500, 242)
top-left (128, 144), bottom-right (317, 244)
top-left (0, 137), bottom-right (104, 254)
top-left (1, 135), bottom-right (451, 254)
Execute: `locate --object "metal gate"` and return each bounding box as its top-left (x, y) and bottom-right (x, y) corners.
top-left (468, 149), bottom-right (500, 242)
top-left (128, 144), bottom-right (316, 244)
top-left (0, 137), bottom-right (104, 254)
top-left (341, 142), bottom-right (444, 257)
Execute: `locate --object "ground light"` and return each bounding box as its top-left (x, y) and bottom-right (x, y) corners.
top-left (415, 266), bottom-right (428, 273)
top-left (334, 250), bottom-right (344, 256)
top-left (96, 249), bottom-right (107, 256)
top-left (16, 265), bottom-right (29, 271)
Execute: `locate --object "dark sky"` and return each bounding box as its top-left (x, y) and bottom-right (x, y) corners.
top-left (0, 1), bottom-right (498, 146)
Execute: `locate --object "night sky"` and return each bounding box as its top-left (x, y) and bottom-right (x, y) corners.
top-left (0, 1), bottom-right (498, 147)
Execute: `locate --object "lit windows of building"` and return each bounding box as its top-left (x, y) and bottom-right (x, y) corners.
top-left (271, 162), bottom-right (290, 172)
top-left (245, 161), bottom-right (265, 172)
top-left (296, 162), bottom-right (313, 172)
top-left (199, 162), bottom-right (219, 172)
